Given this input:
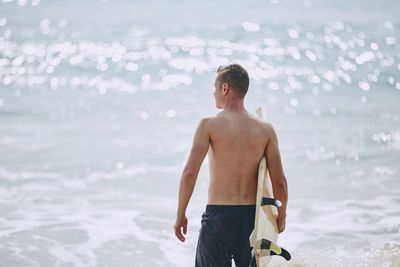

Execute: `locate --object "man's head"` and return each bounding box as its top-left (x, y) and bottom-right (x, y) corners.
top-left (214, 64), bottom-right (249, 109)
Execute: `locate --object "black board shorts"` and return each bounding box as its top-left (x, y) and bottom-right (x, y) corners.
top-left (195, 204), bottom-right (256, 267)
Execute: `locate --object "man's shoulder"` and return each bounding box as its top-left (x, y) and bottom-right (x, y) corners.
top-left (200, 112), bottom-right (220, 123)
top-left (197, 114), bottom-right (222, 135)
top-left (196, 115), bottom-right (216, 130)
top-left (262, 120), bottom-right (274, 132)
top-left (247, 112), bottom-right (274, 131)
top-left (199, 112), bottom-right (275, 133)
top-left (199, 115), bottom-right (215, 123)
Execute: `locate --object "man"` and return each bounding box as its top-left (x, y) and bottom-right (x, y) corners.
top-left (174, 64), bottom-right (288, 267)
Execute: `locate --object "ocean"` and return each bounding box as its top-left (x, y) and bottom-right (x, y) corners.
top-left (0, 0), bottom-right (399, 266)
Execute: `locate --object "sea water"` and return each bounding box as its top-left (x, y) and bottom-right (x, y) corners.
top-left (0, 0), bottom-right (399, 266)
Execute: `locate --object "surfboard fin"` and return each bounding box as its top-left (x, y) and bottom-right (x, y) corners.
top-left (260, 238), bottom-right (291, 261)
top-left (252, 238), bottom-right (291, 262)
top-left (261, 197), bottom-right (282, 208)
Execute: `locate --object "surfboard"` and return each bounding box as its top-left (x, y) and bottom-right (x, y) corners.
top-left (249, 107), bottom-right (291, 266)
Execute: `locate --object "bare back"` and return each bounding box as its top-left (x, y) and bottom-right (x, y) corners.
top-left (207, 110), bottom-right (269, 205)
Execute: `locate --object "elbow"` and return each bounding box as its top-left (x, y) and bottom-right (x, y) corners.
top-left (282, 175), bottom-right (288, 185)
top-left (182, 169), bottom-right (196, 181)
top-left (276, 175), bottom-right (287, 189)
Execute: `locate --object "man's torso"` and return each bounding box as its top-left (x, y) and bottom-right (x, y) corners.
top-left (206, 110), bottom-right (270, 205)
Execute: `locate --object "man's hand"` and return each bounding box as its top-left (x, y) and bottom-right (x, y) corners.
top-left (276, 214), bottom-right (286, 233)
top-left (174, 215), bottom-right (188, 242)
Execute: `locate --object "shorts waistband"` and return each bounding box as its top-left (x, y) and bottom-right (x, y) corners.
top-left (206, 204), bottom-right (256, 212)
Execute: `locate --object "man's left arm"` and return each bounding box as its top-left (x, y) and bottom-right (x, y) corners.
top-left (174, 118), bottom-right (210, 242)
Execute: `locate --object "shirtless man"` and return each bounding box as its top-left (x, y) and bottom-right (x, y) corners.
top-left (174, 64), bottom-right (288, 267)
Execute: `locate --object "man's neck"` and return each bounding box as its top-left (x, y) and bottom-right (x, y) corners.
top-left (223, 100), bottom-right (246, 112)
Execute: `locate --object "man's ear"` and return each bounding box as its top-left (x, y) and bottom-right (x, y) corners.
top-left (222, 83), bottom-right (229, 95)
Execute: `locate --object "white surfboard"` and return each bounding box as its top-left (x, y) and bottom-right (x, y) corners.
top-left (249, 107), bottom-right (291, 266)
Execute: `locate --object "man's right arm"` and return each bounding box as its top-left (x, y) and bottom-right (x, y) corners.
top-left (265, 124), bottom-right (288, 233)
top-left (174, 118), bottom-right (210, 242)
